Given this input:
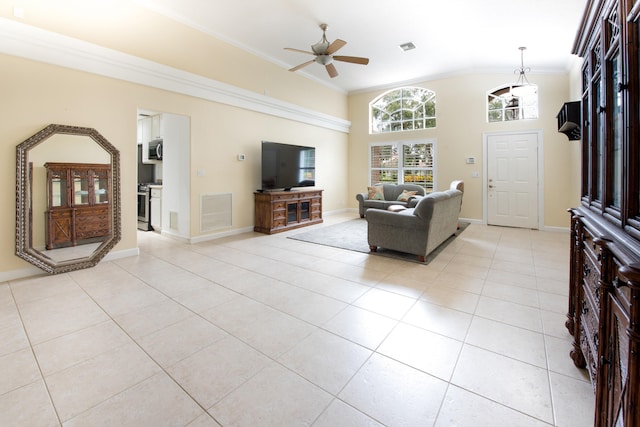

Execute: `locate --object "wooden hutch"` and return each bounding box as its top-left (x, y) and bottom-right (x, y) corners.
top-left (567, 0), bottom-right (640, 425)
top-left (44, 162), bottom-right (111, 249)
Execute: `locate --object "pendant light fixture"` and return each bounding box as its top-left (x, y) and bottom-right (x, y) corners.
top-left (511, 46), bottom-right (536, 97)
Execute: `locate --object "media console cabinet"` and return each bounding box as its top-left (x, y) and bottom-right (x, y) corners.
top-left (254, 189), bottom-right (322, 234)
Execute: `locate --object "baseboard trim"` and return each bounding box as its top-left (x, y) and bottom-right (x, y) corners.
top-left (459, 217), bottom-right (483, 225)
top-left (541, 225), bottom-right (570, 233)
top-left (189, 226), bottom-right (255, 244)
top-left (0, 265), bottom-right (46, 282)
top-left (103, 247), bottom-right (140, 262)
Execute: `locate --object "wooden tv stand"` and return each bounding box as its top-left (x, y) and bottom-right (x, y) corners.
top-left (254, 189), bottom-right (322, 234)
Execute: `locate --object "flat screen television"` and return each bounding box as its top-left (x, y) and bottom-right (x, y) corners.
top-left (261, 141), bottom-right (315, 191)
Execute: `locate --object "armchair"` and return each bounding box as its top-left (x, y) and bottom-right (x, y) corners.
top-left (366, 183), bottom-right (463, 262)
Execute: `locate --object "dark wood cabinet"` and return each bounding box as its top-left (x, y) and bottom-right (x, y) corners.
top-left (567, 1), bottom-right (640, 425)
top-left (254, 189), bottom-right (322, 234)
top-left (568, 211), bottom-right (640, 426)
top-left (44, 162), bottom-right (111, 249)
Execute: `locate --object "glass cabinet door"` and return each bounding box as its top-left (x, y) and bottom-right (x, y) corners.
top-left (94, 169), bottom-right (109, 204)
top-left (49, 169), bottom-right (67, 208)
top-left (300, 201), bottom-right (310, 220)
top-left (287, 202), bottom-right (298, 223)
top-left (73, 169), bottom-right (90, 205)
top-left (47, 165), bottom-right (110, 209)
top-left (594, 74), bottom-right (604, 203)
top-left (605, 3), bottom-right (623, 212)
top-left (610, 52), bottom-right (623, 209)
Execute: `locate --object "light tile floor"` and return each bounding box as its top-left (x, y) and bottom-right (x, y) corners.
top-left (1, 213), bottom-right (595, 426)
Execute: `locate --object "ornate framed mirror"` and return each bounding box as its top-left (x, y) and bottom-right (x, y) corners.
top-left (16, 124), bottom-right (121, 274)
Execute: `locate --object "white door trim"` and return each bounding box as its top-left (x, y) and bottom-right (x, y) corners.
top-left (482, 130), bottom-right (544, 229)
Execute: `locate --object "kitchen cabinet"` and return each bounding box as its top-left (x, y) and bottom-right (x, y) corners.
top-left (139, 114), bottom-right (162, 164)
top-left (137, 119), bottom-right (143, 144)
top-left (151, 114), bottom-right (162, 139)
top-left (150, 186), bottom-right (162, 230)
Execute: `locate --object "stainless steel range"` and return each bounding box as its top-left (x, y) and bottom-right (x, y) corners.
top-left (137, 183), bottom-right (152, 231)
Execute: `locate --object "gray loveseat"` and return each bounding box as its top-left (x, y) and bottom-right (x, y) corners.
top-left (366, 182), bottom-right (463, 262)
top-left (355, 183), bottom-right (426, 218)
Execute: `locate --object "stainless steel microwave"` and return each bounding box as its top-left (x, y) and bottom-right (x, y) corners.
top-left (148, 139), bottom-right (163, 160)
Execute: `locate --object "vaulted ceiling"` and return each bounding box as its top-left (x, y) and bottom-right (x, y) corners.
top-left (137, 0), bottom-right (589, 93)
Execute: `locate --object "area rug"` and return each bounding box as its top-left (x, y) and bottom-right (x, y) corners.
top-left (288, 218), bottom-right (468, 264)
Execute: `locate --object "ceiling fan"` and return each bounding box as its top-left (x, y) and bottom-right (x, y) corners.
top-left (285, 24), bottom-right (369, 78)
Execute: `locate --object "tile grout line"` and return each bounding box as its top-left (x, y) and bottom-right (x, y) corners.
top-left (6, 279), bottom-right (64, 427)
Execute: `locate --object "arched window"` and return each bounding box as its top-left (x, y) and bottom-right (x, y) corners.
top-left (370, 87), bottom-right (436, 134)
top-left (487, 84), bottom-right (538, 122)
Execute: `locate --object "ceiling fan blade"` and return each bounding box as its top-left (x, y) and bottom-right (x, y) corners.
top-left (284, 47), bottom-right (316, 56)
top-left (333, 56), bottom-right (370, 65)
top-left (289, 59), bottom-right (315, 72)
top-left (325, 63), bottom-right (338, 78)
top-left (326, 39), bottom-right (346, 55)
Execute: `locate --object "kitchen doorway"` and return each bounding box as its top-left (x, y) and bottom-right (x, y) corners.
top-left (137, 109), bottom-right (190, 239)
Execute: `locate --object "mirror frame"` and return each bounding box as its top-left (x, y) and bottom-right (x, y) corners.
top-left (16, 124), bottom-right (121, 274)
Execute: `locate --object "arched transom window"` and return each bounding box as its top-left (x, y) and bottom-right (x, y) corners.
top-left (487, 84), bottom-right (538, 122)
top-left (370, 87), bottom-right (436, 134)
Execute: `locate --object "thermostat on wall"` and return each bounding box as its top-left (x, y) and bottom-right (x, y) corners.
top-left (465, 157), bottom-right (476, 164)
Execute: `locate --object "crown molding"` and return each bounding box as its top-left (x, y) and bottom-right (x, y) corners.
top-left (0, 18), bottom-right (351, 134)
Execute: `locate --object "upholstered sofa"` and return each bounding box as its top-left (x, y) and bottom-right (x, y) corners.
top-left (366, 181), bottom-right (464, 262)
top-left (355, 183), bottom-right (426, 218)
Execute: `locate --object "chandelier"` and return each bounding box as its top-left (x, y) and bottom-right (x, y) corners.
top-left (511, 47), bottom-right (536, 97)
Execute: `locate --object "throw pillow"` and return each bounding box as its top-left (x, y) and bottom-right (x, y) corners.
top-left (367, 185), bottom-right (385, 200)
top-left (396, 190), bottom-right (418, 202)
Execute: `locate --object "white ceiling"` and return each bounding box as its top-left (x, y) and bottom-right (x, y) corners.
top-left (137, 0), bottom-right (588, 93)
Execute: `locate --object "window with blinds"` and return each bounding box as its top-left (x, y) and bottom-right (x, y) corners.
top-left (298, 149), bottom-right (315, 184)
top-left (370, 141), bottom-right (435, 192)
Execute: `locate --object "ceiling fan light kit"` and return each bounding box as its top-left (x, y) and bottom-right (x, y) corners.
top-left (285, 23), bottom-right (370, 78)
top-left (315, 55), bottom-right (333, 65)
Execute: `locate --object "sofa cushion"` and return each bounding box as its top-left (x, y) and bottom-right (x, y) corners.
top-left (383, 184), bottom-right (421, 201)
top-left (363, 200), bottom-right (409, 211)
top-left (413, 189), bottom-right (458, 220)
top-left (396, 190), bottom-right (418, 202)
top-left (367, 185), bottom-right (385, 200)
top-left (356, 183), bottom-right (427, 218)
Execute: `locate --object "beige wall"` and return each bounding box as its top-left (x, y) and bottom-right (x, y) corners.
top-left (348, 72), bottom-right (579, 228)
top-left (0, 1), bottom-right (347, 118)
top-left (0, 2), bottom-right (583, 277)
top-left (186, 100), bottom-right (349, 236)
top-left (0, 53), bottom-right (348, 275)
top-left (0, 1), bottom-right (352, 276)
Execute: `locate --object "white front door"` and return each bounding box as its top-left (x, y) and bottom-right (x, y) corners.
top-left (486, 131), bottom-right (540, 229)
